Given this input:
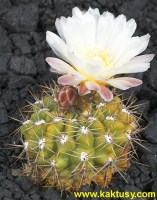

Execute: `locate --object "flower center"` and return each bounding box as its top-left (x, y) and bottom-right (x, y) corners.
top-left (82, 46), bottom-right (113, 69)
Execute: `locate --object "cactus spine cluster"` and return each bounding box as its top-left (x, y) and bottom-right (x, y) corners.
top-left (20, 85), bottom-right (139, 192)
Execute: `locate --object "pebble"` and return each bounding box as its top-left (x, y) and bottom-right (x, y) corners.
top-left (0, 108), bottom-right (8, 124)
top-left (10, 56), bottom-right (37, 75)
top-left (11, 168), bottom-right (22, 177)
top-left (118, 0), bottom-right (148, 19)
top-left (138, 85), bottom-right (157, 109)
top-left (15, 176), bottom-right (32, 192)
top-left (140, 153), bottom-right (157, 169)
top-left (30, 194), bottom-right (41, 200)
top-left (0, 25), bottom-right (5, 36)
top-left (151, 178), bottom-right (157, 192)
top-left (11, 34), bottom-right (31, 54)
top-left (32, 32), bottom-right (41, 46)
top-left (119, 185), bottom-right (142, 200)
top-left (3, 3), bottom-right (39, 33)
top-left (138, 142), bottom-right (157, 156)
top-left (0, 36), bottom-right (12, 53)
top-left (34, 53), bottom-right (47, 74)
top-left (2, 179), bottom-right (24, 198)
top-left (42, 189), bottom-right (62, 200)
top-left (128, 166), bottom-right (141, 179)
top-left (0, 188), bottom-right (4, 199)
top-left (140, 174), bottom-right (147, 183)
top-left (134, 100), bottom-right (150, 115)
top-left (7, 71), bottom-right (36, 89)
top-left (97, 0), bottom-right (107, 7)
top-left (12, 0), bottom-right (32, 5)
top-left (23, 196), bottom-right (31, 200)
top-left (135, 177), bottom-right (140, 184)
top-left (149, 58), bottom-right (157, 91)
top-left (0, 124), bottom-right (9, 136)
top-left (146, 11), bottom-right (157, 19)
top-left (142, 112), bottom-right (157, 144)
top-left (0, 53), bottom-right (12, 74)
top-left (0, 0), bottom-right (11, 10)
top-left (19, 86), bottom-right (29, 99)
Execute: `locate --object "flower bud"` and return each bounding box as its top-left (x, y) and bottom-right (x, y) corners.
top-left (57, 86), bottom-right (78, 109)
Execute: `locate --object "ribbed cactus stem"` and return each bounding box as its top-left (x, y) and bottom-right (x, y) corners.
top-left (20, 85), bottom-right (139, 192)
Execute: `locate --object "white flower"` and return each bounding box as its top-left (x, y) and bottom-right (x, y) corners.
top-left (46, 7), bottom-right (154, 101)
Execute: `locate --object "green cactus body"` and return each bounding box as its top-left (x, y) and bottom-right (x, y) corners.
top-left (21, 88), bottom-right (138, 192)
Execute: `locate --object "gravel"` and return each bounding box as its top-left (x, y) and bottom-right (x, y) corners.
top-left (0, 0), bottom-right (157, 199)
top-left (0, 53), bottom-right (12, 74)
top-left (10, 56), bottom-right (37, 75)
top-left (10, 34), bottom-right (32, 54)
top-left (2, 3), bottom-right (39, 33)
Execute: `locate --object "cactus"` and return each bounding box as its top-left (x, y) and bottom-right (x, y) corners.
top-left (20, 85), bottom-right (139, 192)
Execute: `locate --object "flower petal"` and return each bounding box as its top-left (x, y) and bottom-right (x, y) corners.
top-left (88, 7), bottom-right (100, 21)
top-left (112, 36), bottom-right (140, 66)
top-left (126, 18), bottom-right (137, 37)
top-left (68, 71), bottom-right (86, 81)
top-left (138, 34), bottom-right (150, 54)
top-left (113, 63), bottom-right (150, 74)
top-left (85, 81), bottom-right (113, 101)
top-left (46, 31), bottom-right (69, 62)
top-left (113, 34), bottom-right (150, 68)
top-left (131, 54), bottom-right (154, 63)
top-left (113, 54), bottom-right (155, 74)
top-left (72, 7), bottom-right (83, 18)
top-left (68, 52), bottom-right (84, 71)
top-left (99, 85), bottom-right (113, 101)
top-left (84, 61), bottom-right (104, 77)
top-left (85, 81), bottom-right (101, 92)
top-left (78, 82), bottom-right (91, 96)
top-left (105, 77), bottom-right (142, 90)
top-left (46, 57), bottom-right (76, 74)
top-left (55, 18), bottom-right (66, 42)
top-left (50, 67), bottom-right (64, 74)
top-left (105, 14), bottom-right (127, 49)
top-left (58, 75), bottom-right (81, 86)
top-left (96, 12), bottom-right (114, 46)
top-left (63, 7), bottom-right (97, 51)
